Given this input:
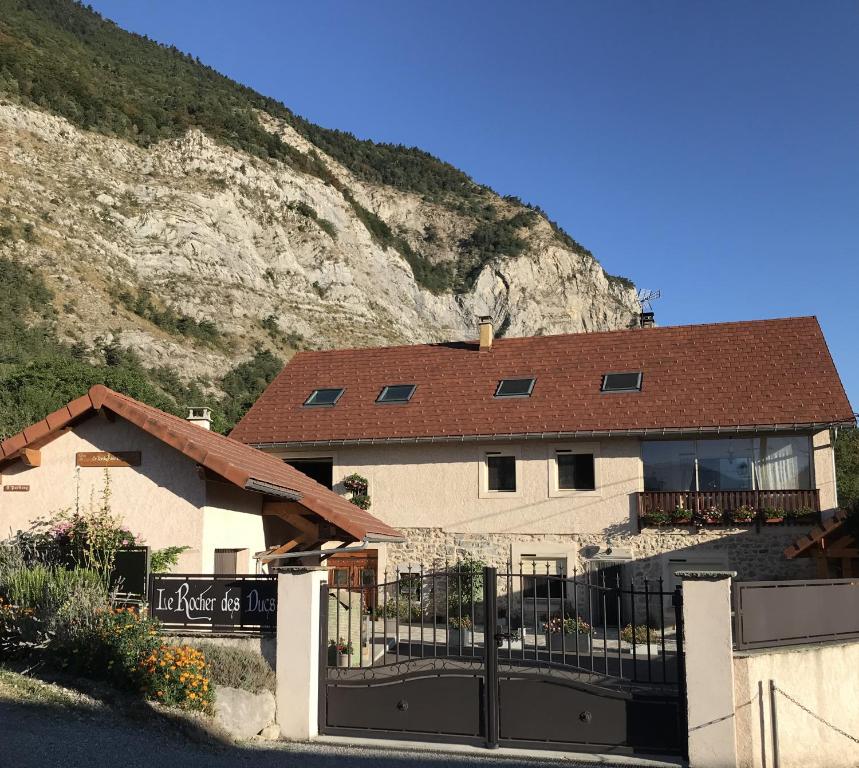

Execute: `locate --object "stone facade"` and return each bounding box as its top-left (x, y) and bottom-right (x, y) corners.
top-left (382, 524), bottom-right (817, 584)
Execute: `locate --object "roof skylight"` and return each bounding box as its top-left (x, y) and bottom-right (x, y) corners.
top-left (304, 388), bottom-right (345, 407)
top-left (495, 378), bottom-right (536, 398)
top-left (376, 384), bottom-right (416, 404)
top-left (601, 372), bottom-right (643, 393)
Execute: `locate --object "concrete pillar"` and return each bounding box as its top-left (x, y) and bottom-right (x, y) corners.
top-left (276, 567), bottom-right (327, 740)
top-left (681, 571), bottom-right (738, 768)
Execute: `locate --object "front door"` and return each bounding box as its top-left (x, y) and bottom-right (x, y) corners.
top-left (326, 550), bottom-right (378, 610)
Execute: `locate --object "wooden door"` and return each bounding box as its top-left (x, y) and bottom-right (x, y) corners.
top-left (326, 550), bottom-right (378, 609)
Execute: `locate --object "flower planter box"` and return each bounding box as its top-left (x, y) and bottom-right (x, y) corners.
top-left (547, 633), bottom-right (591, 653)
top-left (336, 652), bottom-right (352, 668)
top-left (764, 517), bottom-right (784, 525)
top-left (449, 628), bottom-right (473, 648)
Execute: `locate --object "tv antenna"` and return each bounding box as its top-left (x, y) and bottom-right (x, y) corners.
top-left (636, 289), bottom-right (661, 313)
top-left (635, 289), bottom-right (661, 327)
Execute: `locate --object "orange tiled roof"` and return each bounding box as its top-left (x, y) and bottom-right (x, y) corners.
top-left (0, 386), bottom-right (402, 542)
top-left (230, 317), bottom-right (855, 446)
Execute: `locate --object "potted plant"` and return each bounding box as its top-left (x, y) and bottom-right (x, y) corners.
top-left (730, 505), bottom-right (755, 524)
top-left (762, 507), bottom-right (784, 524)
top-left (329, 638), bottom-right (353, 668)
top-left (621, 623), bottom-right (660, 645)
top-left (783, 507), bottom-right (815, 525)
top-left (694, 505), bottom-right (723, 526)
top-left (448, 616), bottom-right (473, 648)
top-left (671, 504), bottom-right (693, 525)
top-left (642, 508), bottom-right (671, 527)
top-left (543, 615), bottom-right (591, 652)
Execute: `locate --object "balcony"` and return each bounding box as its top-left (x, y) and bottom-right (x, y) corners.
top-left (637, 489), bottom-right (821, 529)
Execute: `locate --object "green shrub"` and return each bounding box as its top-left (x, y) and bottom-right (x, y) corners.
top-left (192, 642), bottom-right (275, 694)
top-left (0, 561), bottom-right (108, 660)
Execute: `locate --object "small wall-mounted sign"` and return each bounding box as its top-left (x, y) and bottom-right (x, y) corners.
top-left (76, 451), bottom-right (142, 468)
top-left (3, 485), bottom-right (30, 492)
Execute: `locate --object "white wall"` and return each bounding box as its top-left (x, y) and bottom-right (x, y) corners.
top-left (1, 414), bottom-right (205, 571)
top-left (201, 481), bottom-right (266, 574)
top-left (276, 438), bottom-right (641, 536)
top-left (734, 641), bottom-right (859, 768)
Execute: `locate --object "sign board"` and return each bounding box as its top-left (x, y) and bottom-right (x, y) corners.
top-left (111, 547), bottom-right (150, 599)
top-left (149, 575), bottom-right (277, 633)
top-left (3, 484), bottom-right (30, 492)
top-left (76, 451), bottom-right (141, 468)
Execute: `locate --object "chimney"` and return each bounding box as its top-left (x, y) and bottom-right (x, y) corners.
top-left (187, 407), bottom-right (212, 430)
top-left (478, 316), bottom-right (493, 352)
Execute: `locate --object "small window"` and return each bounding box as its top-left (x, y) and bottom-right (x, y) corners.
top-left (495, 378), bottom-right (536, 398)
top-left (487, 453), bottom-right (517, 492)
top-left (332, 568), bottom-right (349, 587)
top-left (376, 384), bottom-right (416, 404)
top-left (556, 452), bottom-right (596, 490)
top-left (214, 548), bottom-right (241, 575)
top-left (601, 372), bottom-right (642, 392)
top-left (398, 572), bottom-right (422, 600)
top-left (304, 387), bottom-right (344, 407)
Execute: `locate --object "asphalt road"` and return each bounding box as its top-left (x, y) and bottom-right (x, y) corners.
top-left (0, 697), bottom-right (638, 768)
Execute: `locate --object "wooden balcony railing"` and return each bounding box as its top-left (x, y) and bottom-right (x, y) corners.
top-left (637, 489), bottom-right (821, 529)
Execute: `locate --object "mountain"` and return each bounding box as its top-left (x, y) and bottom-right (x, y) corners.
top-left (0, 0), bottom-right (638, 434)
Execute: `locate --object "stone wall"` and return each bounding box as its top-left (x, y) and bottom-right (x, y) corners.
top-left (382, 524), bottom-right (817, 583)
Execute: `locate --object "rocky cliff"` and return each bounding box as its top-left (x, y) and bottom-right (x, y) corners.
top-left (0, 0), bottom-right (638, 398)
top-left (0, 101), bottom-right (637, 382)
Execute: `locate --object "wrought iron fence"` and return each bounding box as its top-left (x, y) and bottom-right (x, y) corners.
top-left (324, 561), bottom-right (683, 686)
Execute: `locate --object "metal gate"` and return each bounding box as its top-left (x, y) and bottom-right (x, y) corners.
top-left (320, 564), bottom-right (687, 756)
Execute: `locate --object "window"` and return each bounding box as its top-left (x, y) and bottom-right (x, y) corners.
top-left (214, 549), bottom-right (241, 575)
top-left (643, 437), bottom-right (813, 492)
top-left (376, 384), bottom-right (416, 404)
top-left (643, 441), bottom-right (697, 492)
top-left (398, 572), bottom-right (422, 600)
top-left (521, 556), bottom-right (567, 601)
top-left (755, 437), bottom-right (811, 490)
top-left (487, 453), bottom-right (517, 492)
top-left (601, 372), bottom-right (643, 392)
top-left (495, 378), bottom-right (535, 398)
top-left (332, 568), bottom-right (349, 587)
top-left (304, 387), bottom-right (344, 407)
top-left (556, 451), bottom-right (595, 490)
top-left (284, 457), bottom-right (334, 489)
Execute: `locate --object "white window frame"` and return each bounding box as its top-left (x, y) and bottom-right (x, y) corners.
top-left (479, 446), bottom-right (522, 499)
top-left (548, 442), bottom-right (601, 498)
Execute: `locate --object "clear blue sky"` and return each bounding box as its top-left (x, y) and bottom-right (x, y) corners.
top-left (89, 0), bottom-right (859, 410)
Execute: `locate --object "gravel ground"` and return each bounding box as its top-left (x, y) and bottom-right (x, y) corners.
top-left (0, 671), bottom-right (670, 768)
top-left (0, 690), bottom-right (596, 768)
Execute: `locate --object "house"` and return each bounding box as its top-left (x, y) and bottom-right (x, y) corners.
top-left (230, 316), bottom-right (855, 588)
top-left (0, 385), bottom-right (402, 573)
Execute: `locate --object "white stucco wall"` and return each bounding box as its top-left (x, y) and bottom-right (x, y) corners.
top-left (812, 429), bottom-right (838, 516)
top-left (277, 438), bottom-right (641, 536)
top-left (201, 481), bottom-right (266, 574)
top-left (734, 641), bottom-right (859, 768)
top-left (0, 414), bottom-right (205, 571)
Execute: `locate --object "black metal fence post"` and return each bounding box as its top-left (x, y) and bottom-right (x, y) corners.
top-left (483, 566), bottom-right (499, 749)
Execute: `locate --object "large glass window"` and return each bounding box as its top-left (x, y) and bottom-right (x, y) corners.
top-left (697, 438), bottom-right (754, 491)
top-left (642, 437), bottom-right (812, 492)
top-left (755, 437), bottom-right (811, 490)
top-left (642, 441), bottom-right (696, 491)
